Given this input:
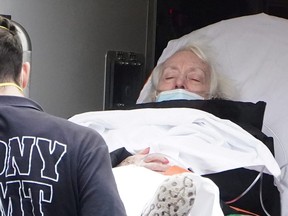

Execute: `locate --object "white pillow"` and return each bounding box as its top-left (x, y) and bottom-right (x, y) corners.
top-left (137, 13), bottom-right (288, 214)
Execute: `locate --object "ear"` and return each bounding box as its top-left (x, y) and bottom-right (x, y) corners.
top-left (20, 62), bottom-right (30, 89)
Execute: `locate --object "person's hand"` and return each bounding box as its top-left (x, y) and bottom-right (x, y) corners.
top-left (117, 147), bottom-right (171, 173)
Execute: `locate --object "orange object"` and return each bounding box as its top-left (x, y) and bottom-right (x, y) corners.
top-left (228, 205), bottom-right (260, 216)
top-left (163, 165), bottom-right (191, 176)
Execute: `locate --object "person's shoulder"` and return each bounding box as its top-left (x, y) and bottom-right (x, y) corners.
top-left (45, 113), bottom-right (107, 150)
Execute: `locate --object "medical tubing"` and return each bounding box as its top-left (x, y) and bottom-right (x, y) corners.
top-left (224, 167), bottom-right (264, 205)
top-left (280, 162), bottom-right (288, 169)
top-left (259, 172), bottom-right (271, 216)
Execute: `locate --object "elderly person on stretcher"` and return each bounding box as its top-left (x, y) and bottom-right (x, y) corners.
top-left (71, 44), bottom-right (281, 216)
top-left (116, 45), bottom-right (225, 170)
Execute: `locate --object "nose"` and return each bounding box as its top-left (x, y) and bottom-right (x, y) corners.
top-left (175, 76), bottom-right (185, 89)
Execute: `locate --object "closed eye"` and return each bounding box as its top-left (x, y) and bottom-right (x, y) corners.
top-left (165, 76), bottom-right (175, 80)
top-left (187, 75), bottom-right (201, 82)
top-left (187, 69), bottom-right (205, 82)
top-left (190, 78), bottom-right (200, 82)
top-left (162, 68), bottom-right (178, 81)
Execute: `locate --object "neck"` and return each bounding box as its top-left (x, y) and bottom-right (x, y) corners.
top-left (0, 82), bottom-right (24, 97)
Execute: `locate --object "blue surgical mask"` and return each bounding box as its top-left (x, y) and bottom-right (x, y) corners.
top-left (156, 89), bottom-right (204, 102)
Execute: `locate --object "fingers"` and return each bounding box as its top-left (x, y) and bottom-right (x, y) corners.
top-left (143, 154), bottom-right (169, 164)
top-left (136, 147), bottom-right (150, 155)
top-left (119, 147), bottom-right (171, 172)
top-left (142, 162), bottom-right (171, 173)
top-left (140, 153), bottom-right (170, 172)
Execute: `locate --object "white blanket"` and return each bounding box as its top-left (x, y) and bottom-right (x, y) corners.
top-left (70, 108), bottom-right (281, 215)
top-left (70, 108), bottom-right (281, 178)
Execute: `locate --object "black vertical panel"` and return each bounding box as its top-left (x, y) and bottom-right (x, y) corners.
top-left (104, 51), bottom-right (145, 110)
top-left (0, 14), bottom-right (12, 19)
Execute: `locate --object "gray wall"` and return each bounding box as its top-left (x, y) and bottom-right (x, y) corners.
top-left (1, 0), bottom-right (152, 118)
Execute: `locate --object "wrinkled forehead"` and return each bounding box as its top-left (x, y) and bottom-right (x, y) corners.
top-left (161, 50), bottom-right (210, 74)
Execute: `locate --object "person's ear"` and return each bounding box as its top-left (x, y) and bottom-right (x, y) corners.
top-left (20, 62), bottom-right (30, 89)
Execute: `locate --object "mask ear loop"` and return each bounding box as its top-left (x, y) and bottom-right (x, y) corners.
top-left (0, 83), bottom-right (24, 92)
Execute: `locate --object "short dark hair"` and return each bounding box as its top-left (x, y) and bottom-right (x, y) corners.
top-left (0, 16), bottom-right (23, 84)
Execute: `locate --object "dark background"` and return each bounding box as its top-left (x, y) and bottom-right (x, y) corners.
top-left (155, 0), bottom-right (288, 63)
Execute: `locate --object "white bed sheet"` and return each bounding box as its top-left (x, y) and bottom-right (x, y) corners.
top-left (70, 108), bottom-right (280, 178)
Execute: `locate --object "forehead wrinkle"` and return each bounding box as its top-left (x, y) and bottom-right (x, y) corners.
top-left (164, 56), bottom-right (208, 70)
top-left (163, 65), bottom-right (179, 72)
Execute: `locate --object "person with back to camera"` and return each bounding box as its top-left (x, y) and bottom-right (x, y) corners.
top-left (109, 44), bottom-right (280, 215)
top-left (0, 16), bottom-right (126, 216)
